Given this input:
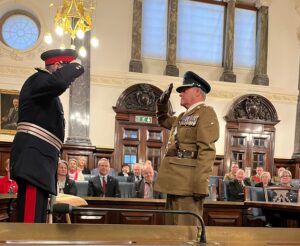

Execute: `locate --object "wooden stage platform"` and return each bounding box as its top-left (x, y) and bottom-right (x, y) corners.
top-left (0, 223), bottom-right (300, 245)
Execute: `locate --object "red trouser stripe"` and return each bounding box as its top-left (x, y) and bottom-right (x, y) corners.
top-left (24, 183), bottom-right (37, 223)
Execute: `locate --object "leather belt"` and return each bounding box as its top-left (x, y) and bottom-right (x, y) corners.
top-left (165, 149), bottom-right (198, 159)
top-left (17, 122), bottom-right (62, 152)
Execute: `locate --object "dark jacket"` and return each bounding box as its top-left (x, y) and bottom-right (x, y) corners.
top-left (228, 179), bottom-right (251, 201)
top-left (134, 179), bottom-right (165, 199)
top-left (127, 175), bottom-right (143, 183)
top-left (82, 167), bottom-right (91, 175)
top-left (255, 181), bottom-right (275, 187)
top-left (63, 177), bottom-right (78, 196)
top-left (10, 64), bottom-right (84, 194)
top-left (87, 175), bottom-right (121, 197)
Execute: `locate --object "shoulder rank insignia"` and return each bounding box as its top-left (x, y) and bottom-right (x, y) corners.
top-left (179, 115), bottom-right (199, 126)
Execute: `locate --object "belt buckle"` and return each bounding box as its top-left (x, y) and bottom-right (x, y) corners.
top-left (177, 149), bottom-right (185, 158)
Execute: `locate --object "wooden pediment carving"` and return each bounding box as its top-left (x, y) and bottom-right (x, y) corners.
top-left (225, 94), bottom-right (279, 124)
top-left (113, 83), bottom-right (173, 114)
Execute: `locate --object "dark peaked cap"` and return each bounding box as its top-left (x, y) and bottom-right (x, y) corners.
top-left (176, 71), bottom-right (211, 94)
top-left (41, 49), bottom-right (78, 65)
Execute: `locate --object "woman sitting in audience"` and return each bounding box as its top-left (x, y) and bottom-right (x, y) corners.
top-left (255, 171), bottom-right (275, 187)
top-left (68, 158), bottom-right (84, 181)
top-left (272, 167), bottom-right (286, 185)
top-left (57, 160), bottom-right (77, 196)
top-left (279, 169), bottom-right (293, 187)
top-left (0, 159), bottom-right (18, 194)
top-left (118, 164), bottom-right (133, 178)
top-left (78, 156), bottom-right (90, 174)
top-left (228, 169), bottom-right (251, 201)
top-left (223, 162), bottom-right (239, 181)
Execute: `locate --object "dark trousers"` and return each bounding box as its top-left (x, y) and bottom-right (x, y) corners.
top-left (16, 179), bottom-right (49, 223)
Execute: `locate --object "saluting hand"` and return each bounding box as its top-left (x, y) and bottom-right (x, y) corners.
top-left (158, 83), bottom-right (173, 104)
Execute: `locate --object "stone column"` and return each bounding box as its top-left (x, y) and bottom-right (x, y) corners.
top-left (252, 1), bottom-right (269, 85)
top-left (165, 0), bottom-right (179, 77)
top-left (220, 0), bottom-right (236, 82)
top-left (129, 0), bottom-right (143, 73)
top-left (292, 60), bottom-right (300, 158)
top-left (65, 32), bottom-right (92, 145)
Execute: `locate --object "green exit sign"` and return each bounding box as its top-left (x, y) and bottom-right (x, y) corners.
top-left (135, 116), bottom-right (152, 124)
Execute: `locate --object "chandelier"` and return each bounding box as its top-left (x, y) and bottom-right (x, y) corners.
top-left (44, 0), bottom-right (99, 57)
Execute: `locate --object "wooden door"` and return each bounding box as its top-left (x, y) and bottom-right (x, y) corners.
top-left (113, 83), bottom-right (173, 172)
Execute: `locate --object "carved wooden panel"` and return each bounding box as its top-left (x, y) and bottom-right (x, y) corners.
top-left (224, 94), bottom-right (279, 175)
top-left (71, 211), bottom-right (109, 224)
top-left (119, 212), bottom-right (154, 224)
top-left (113, 83), bottom-right (172, 171)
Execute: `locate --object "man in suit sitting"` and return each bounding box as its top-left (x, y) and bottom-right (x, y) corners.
top-left (228, 169), bottom-right (251, 201)
top-left (127, 163), bottom-right (143, 183)
top-left (87, 158), bottom-right (120, 197)
top-left (134, 165), bottom-right (165, 199)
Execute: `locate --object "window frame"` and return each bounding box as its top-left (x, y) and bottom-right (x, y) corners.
top-left (0, 9), bottom-right (41, 51)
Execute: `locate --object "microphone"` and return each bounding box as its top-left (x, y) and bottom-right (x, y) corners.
top-left (50, 203), bottom-right (206, 243)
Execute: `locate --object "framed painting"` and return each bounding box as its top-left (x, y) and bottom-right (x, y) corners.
top-left (0, 89), bottom-right (19, 135)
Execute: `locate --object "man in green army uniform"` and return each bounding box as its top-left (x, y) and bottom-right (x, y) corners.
top-left (154, 71), bottom-right (220, 225)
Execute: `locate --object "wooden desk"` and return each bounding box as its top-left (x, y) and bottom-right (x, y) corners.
top-left (0, 195), bottom-right (257, 226)
top-left (0, 223), bottom-right (300, 246)
top-left (244, 201), bottom-right (300, 227)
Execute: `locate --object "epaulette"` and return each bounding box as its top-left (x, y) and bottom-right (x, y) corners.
top-left (35, 67), bottom-right (51, 74)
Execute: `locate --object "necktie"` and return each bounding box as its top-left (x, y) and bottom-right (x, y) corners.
top-left (102, 176), bottom-right (106, 195)
top-left (144, 182), bottom-right (153, 199)
top-left (136, 176), bottom-right (140, 181)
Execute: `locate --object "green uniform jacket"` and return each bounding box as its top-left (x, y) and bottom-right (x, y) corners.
top-left (154, 102), bottom-right (219, 196)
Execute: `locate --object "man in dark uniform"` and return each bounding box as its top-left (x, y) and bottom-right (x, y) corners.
top-left (10, 49), bottom-right (84, 223)
top-left (154, 71), bottom-right (220, 225)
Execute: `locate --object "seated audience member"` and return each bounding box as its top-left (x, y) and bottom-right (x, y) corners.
top-left (0, 159), bottom-right (18, 194)
top-left (68, 158), bottom-right (84, 181)
top-left (251, 166), bottom-right (264, 184)
top-left (144, 160), bottom-right (158, 181)
top-left (223, 162), bottom-right (239, 181)
top-left (88, 158), bottom-right (121, 197)
top-left (268, 169), bottom-right (298, 203)
top-left (272, 167), bottom-right (286, 185)
top-left (255, 171), bottom-right (275, 187)
top-left (228, 169), bottom-right (251, 201)
top-left (78, 156), bottom-right (91, 174)
top-left (57, 159), bottom-right (77, 196)
top-left (118, 164), bottom-right (133, 177)
top-left (134, 165), bottom-right (164, 199)
top-left (266, 169), bottom-right (297, 226)
top-left (127, 163), bottom-right (143, 182)
top-left (279, 169), bottom-right (294, 187)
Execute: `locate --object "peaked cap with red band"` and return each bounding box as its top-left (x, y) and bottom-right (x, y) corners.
top-left (41, 49), bottom-right (78, 65)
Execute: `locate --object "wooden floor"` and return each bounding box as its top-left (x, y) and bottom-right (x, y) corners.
top-left (0, 223), bottom-right (300, 245)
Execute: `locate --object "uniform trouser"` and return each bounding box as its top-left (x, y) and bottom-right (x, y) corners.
top-left (16, 179), bottom-right (49, 223)
top-left (166, 194), bottom-right (204, 225)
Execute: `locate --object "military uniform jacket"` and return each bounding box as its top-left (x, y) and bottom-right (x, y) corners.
top-left (154, 102), bottom-right (219, 196)
top-left (10, 63), bottom-right (84, 194)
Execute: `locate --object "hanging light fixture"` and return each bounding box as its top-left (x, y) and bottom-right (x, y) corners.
top-left (45, 0), bottom-right (99, 57)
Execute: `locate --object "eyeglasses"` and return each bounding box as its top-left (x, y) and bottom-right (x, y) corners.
top-left (280, 175), bottom-right (291, 178)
